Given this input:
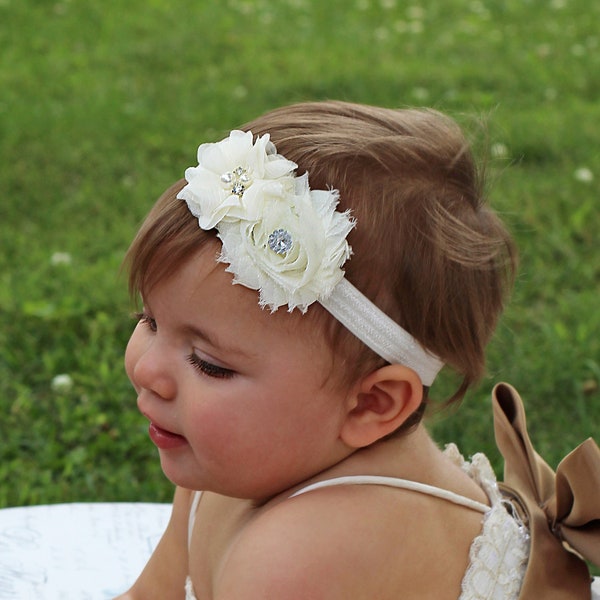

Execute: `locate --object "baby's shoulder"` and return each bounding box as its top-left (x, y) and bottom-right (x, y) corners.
top-left (211, 484), bottom-right (471, 599)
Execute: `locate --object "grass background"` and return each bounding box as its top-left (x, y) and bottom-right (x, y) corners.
top-left (0, 0), bottom-right (598, 523)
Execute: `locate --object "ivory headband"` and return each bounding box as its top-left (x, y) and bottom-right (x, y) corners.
top-left (176, 130), bottom-right (444, 386)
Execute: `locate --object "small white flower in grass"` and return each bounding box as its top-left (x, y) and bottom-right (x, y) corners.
top-left (412, 87), bottom-right (430, 102)
top-left (409, 20), bottom-right (424, 34)
top-left (394, 20), bottom-right (408, 33)
top-left (121, 174), bottom-right (136, 188)
top-left (469, 1), bottom-right (489, 17)
top-left (260, 12), bottom-right (274, 25)
top-left (235, 1), bottom-right (255, 15)
top-left (574, 167), bottom-right (593, 183)
top-left (407, 5), bottom-right (424, 19)
top-left (536, 44), bottom-right (552, 59)
top-left (50, 252), bottom-right (72, 266)
top-left (444, 88), bottom-right (459, 101)
top-left (374, 27), bottom-right (390, 42)
top-left (232, 85), bottom-right (248, 99)
top-left (52, 374), bottom-right (73, 393)
top-left (491, 143), bottom-right (509, 159)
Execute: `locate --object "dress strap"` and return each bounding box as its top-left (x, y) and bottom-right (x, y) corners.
top-left (289, 475), bottom-right (490, 514)
top-left (188, 490), bottom-right (202, 550)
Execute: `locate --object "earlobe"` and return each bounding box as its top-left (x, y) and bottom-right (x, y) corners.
top-left (340, 365), bottom-right (424, 448)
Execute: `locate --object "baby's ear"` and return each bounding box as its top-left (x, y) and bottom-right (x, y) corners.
top-left (340, 365), bottom-right (423, 448)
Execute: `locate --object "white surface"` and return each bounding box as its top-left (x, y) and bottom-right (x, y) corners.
top-left (0, 502), bottom-right (171, 599)
top-left (0, 502), bottom-right (597, 599)
top-left (593, 577), bottom-right (600, 599)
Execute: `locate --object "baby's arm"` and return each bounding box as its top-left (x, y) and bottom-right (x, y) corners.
top-left (114, 486), bottom-right (193, 600)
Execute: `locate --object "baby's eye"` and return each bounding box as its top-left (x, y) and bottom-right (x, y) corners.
top-left (134, 312), bottom-right (157, 332)
top-left (187, 353), bottom-right (235, 379)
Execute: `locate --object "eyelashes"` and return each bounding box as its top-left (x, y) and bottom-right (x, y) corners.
top-left (134, 311), bottom-right (157, 332)
top-left (186, 354), bottom-right (235, 379)
top-left (134, 311), bottom-right (234, 380)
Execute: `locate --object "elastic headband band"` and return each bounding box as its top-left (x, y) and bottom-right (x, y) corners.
top-left (320, 279), bottom-right (444, 386)
top-left (176, 130), bottom-right (444, 386)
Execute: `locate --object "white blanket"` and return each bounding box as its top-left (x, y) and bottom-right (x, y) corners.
top-left (0, 502), bottom-right (170, 599)
top-left (0, 502), bottom-right (597, 599)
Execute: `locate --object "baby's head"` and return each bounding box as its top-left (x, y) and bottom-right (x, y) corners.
top-left (127, 101), bottom-right (516, 415)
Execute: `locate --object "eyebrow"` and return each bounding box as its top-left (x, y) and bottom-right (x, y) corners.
top-left (142, 297), bottom-right (256, 361)
top-left (181, 322), bottom-right (256, 361)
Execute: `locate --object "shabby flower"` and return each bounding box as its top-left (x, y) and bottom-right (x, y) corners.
top-left (177, 130), bottom-right (298, 230)
top-left (217, 174), bottom-right (354, 312)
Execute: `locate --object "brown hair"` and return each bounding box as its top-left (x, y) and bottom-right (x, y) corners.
top-left (126, 101), bottom-right (516, 407)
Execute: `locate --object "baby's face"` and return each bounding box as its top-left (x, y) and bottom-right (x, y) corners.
top-left (125, 246), bottom-right (354, 500)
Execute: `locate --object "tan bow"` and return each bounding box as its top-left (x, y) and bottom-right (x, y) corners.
top-left (493, 382), bottom-right (600, 600)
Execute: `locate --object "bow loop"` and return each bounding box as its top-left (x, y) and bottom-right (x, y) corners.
top-left (493, 382), bottom-right (600, 599)
top-left (551, 438), bottom-right (600, 565)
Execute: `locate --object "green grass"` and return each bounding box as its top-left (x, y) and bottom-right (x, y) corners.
top-left (1, 0), bottom-right (598, 516)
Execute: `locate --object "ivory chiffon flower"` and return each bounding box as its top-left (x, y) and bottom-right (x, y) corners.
top-left (177, 130), bottom-right (298, 229)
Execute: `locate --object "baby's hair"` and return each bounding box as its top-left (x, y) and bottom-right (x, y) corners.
top-left (126, 101), bottom-right (516, 411)
top-left (241, 102), bottom-right (517, 401)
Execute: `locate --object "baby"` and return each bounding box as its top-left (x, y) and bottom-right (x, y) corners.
top-left (117, 101), bottom-right (599, 599)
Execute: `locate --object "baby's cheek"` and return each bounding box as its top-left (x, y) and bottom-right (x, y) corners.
top-left (187, 402), bottom-right (261, 464)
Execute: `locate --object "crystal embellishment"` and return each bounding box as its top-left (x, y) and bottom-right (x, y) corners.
top-left (221, 166), bottom-right (253, 197)
top-left (268, 228), bottom-right (293, 255)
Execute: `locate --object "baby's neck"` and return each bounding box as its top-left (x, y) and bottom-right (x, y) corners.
top-left (278, 424), bottom-right (438, 500)
top-left (345, 424), bottom-right (440, 477)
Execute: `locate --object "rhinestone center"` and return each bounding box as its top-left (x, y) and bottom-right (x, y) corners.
top-left (221, 166), bottom-right (253, 197)
top-left (268, 228), bottom-right (293, 255)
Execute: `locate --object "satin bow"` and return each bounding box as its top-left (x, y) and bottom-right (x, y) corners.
top-left (493, 382), bottom-right (600, 599)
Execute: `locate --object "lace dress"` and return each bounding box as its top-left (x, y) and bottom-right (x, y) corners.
top-left (185, 445), bottom-right (530, 600)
